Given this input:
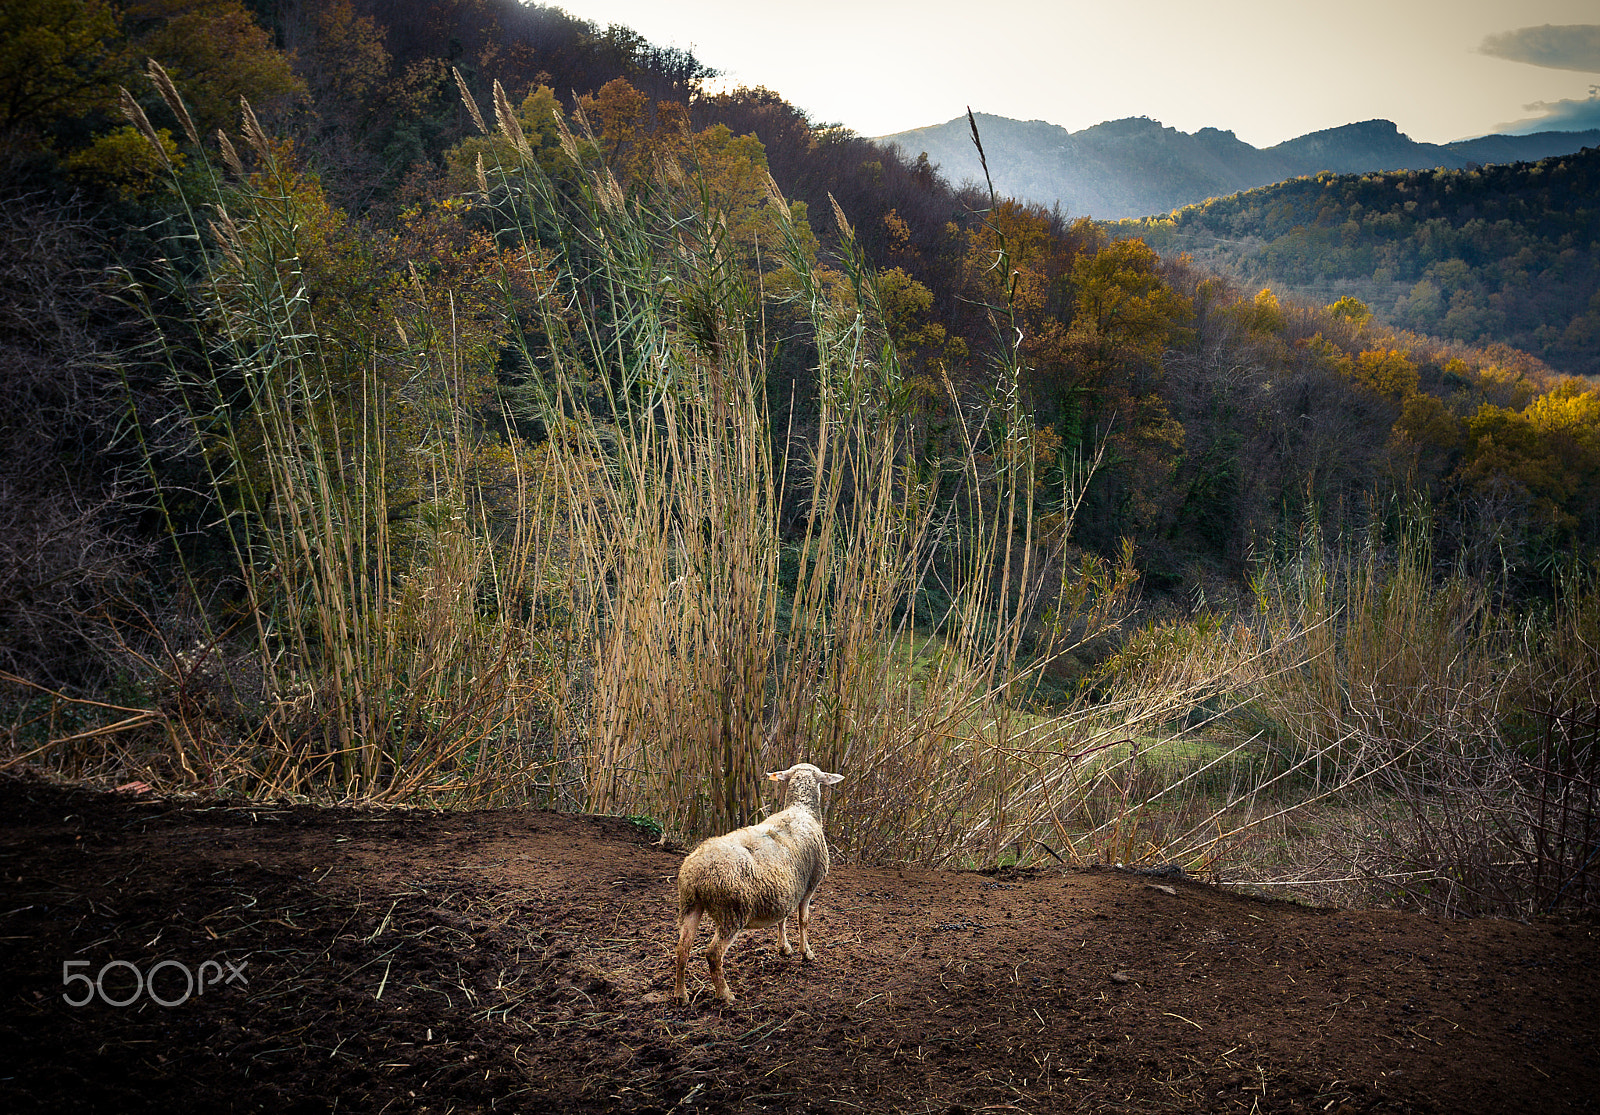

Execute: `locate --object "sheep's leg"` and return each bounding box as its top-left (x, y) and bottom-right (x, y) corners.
top-left (797, 891), bottom-right (816, 961)
top-left (674, 906), bottom-right (703, 1004)
top-left (777, 915), bottom-right (794, 957)
top-left (706, 919), bottom-right (744, 1003)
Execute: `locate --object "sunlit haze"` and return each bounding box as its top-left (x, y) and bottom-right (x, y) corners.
top-left (551, 0), bottom-right (1600, 144)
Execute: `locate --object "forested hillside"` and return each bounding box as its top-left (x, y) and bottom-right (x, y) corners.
top-left (7, 0), bottom-right (1599, 664)
top-left (1119, 149), bottom-right (1600, 379)
top-left (3, 0), bottom-right (1598, 908)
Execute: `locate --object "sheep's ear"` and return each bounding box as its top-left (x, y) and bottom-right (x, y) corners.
top-left (818, 771), bottom-right (843, 785)
top-left (766, 770), bottom-right (790, 782)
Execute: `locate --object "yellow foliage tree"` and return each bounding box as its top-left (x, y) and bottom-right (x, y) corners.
top-left (1326, 295), bottom-right (1372, 326)
top-left (1460, 380), bottom-right (1600, 530)
top-left (0, 0), bottom-right (127, 146)
top-left (61, 121), bottom-right (181, 195)
top-left (1352, 348), bottom-right (1419, 400)
top-left (1251, 287), bottom-right (1285, 333)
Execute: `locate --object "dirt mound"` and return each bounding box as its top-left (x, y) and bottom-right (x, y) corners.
top-left (1, 772), bottom-right (1595, 1113)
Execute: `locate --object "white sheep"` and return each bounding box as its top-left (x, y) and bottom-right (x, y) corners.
top-left (673, 762), bottom-right (844, 1005)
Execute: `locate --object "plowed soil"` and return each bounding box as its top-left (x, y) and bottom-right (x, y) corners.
top-left (1, 772), bottom-right (1596, 1114)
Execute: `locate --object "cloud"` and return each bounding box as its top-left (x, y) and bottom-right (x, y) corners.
top-left (1479, 25), bottom-right (1600, 73)
top-left (1494, 93), bottom-right (1600, 136)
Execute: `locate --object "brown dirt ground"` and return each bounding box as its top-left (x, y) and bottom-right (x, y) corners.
top-left (1, 772), bottom-right (1596, 1114)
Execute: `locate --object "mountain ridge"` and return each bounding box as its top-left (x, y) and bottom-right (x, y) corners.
top-left (880, 112), bottom-right (1600, 220)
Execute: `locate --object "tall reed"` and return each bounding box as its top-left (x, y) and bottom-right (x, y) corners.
top-left (109, 69), bottom-right (1367, 877)
top-left (115, 70), bottom-right (556, 801)
top-left (463, 84), bottom-right (1158, 861)
top-left (1251, 519), bottom-right (1513, 781)
top-left (1234, 519), bottom-right (1600, 914)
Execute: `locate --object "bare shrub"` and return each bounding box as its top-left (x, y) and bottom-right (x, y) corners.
top-left (0, 198), bottom-right (145, 690)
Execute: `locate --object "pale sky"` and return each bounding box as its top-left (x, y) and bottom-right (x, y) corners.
top-left (555, 0), bottom-right (1600, 146)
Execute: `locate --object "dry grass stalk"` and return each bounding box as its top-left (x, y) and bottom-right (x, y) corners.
top-left (453, 67), bottom-right (488, 135)
top-left (146, 59), bottom-right (197, 146)
top-left (462, 95), bottom-right (1160, 860)
top-left (492, 80), bottom-right (531, 159)
top-left (77, 76), bottom-right (564, 802)
top-left (216, 129), bottom-right (243, 178)
top-left (117, 89), bottom-right (169, 167)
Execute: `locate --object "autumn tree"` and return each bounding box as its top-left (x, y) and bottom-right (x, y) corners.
top-left (1, 0), bottom-right (302, 201)
top-left (1327, 294), bottom-right (1373, 325)
top-left (1352, 348), bottom-right (1420, 401)
top-left (122, 0), bottom-right (302, 139)
top-left (576, 77), bottom-right (649, 172)
top-left (875, 265), bottom-right (966, 378)
top-left (0, 0), bottom-right (127, 150)
top-left (276, 0), bottom-right (456, 202)
top-left (1064, 238), bottom-right (1192, 542)
top-left (1459, 380), bottom-right (1600, 542)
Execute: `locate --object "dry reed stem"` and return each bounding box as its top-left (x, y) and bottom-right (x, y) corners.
top-left (216, 129), bottom-right (243, 178)
top-left (117, 89), bottom-right (169, 166)
top-left (238, 97), bottom-right (270, 158)
top-left (492, 80), bottom-right (531, 159)
top-left (146, 59), bottom-right (197, 146)
top-left (453, 67), bottom-right (488, 135)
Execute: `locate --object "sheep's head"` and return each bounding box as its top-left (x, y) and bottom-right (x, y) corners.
top-left (767, 762), bottom-right (843, 812)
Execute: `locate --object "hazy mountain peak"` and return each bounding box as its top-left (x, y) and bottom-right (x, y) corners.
top-left (1322, 118), bottom-right (1402, 138)
top-left (879, 111), bottom-right (1600, 219)
top-left (1081, 116), bottom-right (1173, 137)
